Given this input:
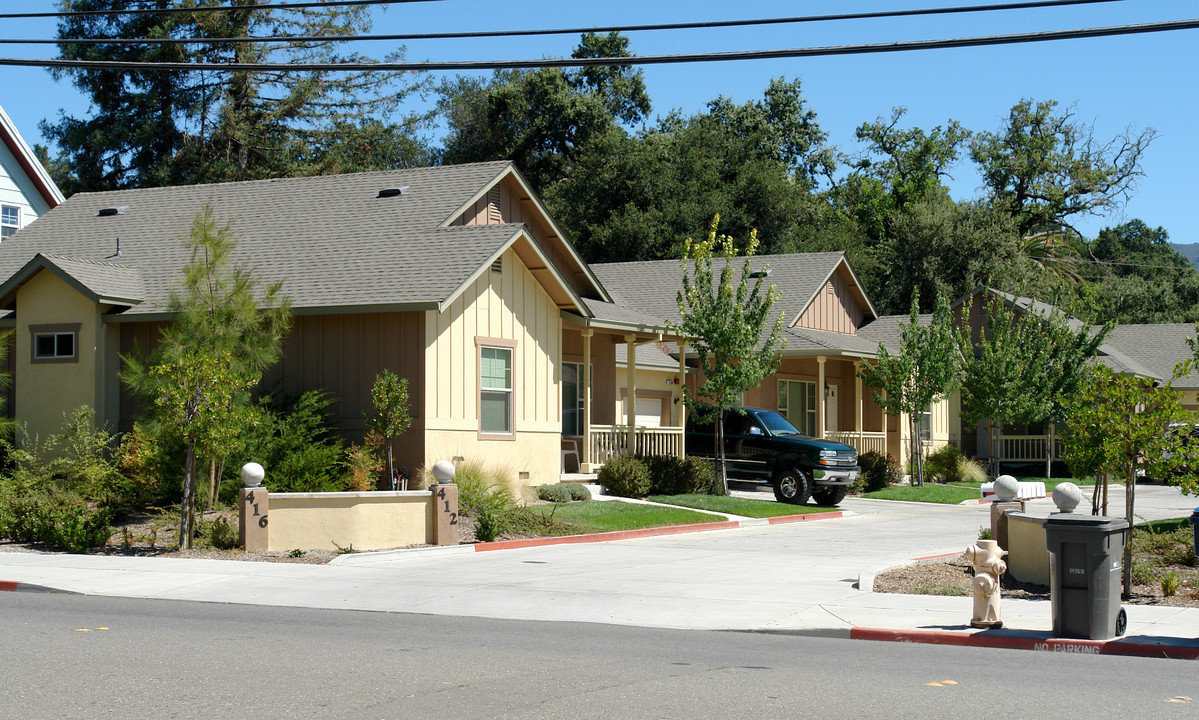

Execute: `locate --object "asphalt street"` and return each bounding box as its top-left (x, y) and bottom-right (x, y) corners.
top-left (3, 593), bottom-right (1196, 720)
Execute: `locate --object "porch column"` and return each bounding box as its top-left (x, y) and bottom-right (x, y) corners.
top-left (581, 328), bottom-right (593, 469)
top-left (677, 340), bottom-right (687, 458)
top-left (853, 360), bottom-right (863, 448)
top-left (625, 333), bottom-right (638, 456)
top-left (816, 355), bottom-right (827, 439)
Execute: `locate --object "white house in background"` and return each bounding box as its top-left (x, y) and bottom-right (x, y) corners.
top-left (0, 105), bottom-right (64, 240)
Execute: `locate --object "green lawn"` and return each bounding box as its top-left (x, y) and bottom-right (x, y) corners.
top-left (647, 494), bottom-right (841, 517)
top-left (527, 501), bottom-right (724, 534)
top-left (861, 484), bottom-right (981, 504)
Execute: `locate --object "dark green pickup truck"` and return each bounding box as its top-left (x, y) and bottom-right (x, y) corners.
top-left (685, 407), bottom-right (860, 506)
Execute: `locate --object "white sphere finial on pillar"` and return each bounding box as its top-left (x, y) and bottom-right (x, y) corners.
top-left (993, 475), bottom-right (1019, 502)
top-left (431, 459), bottom-right (456, 485)
top-left (241, 462), bottom-right (265, 488)
top-left (1052, 482), bottom-right (1082, 513)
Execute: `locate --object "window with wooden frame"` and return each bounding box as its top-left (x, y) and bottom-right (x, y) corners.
top-left (30, 323), bottom-right (81, 364)
top-left (479, 342), bottom-right (514, 436)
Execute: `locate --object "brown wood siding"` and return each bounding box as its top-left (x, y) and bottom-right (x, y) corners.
top-left (117, 320), bottom-right (168, 431)
top-left (451, 177), bottom-right (595, 300)
top-left (793, 265), bottom-right (865, 334)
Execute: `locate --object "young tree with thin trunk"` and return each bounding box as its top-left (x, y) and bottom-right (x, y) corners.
top-left (1061, 365), bottom-right (1194, 597)
top-left (674, 216), bottom-right (786, 495)
top-left (858, 292), bottom-right (959, 487)
top-left (956, 293), bottom-right (1107, 477)
top-left (123, 207), bottom-right (290, 542)
top-left (365, 370), bottom-right (411, 490)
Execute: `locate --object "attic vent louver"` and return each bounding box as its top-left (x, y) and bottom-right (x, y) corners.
top-left (749, 268), bottom-right (772, 279)
top-left (490, 259), bottom-right (503, 274)
top-left (377, 186), bottom-right (410, 198)
top-left (97, 206), bottom-right (128, 217)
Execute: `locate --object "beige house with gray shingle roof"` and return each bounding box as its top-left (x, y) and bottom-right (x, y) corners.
top-left (0, 161), bottom-right (680, 484)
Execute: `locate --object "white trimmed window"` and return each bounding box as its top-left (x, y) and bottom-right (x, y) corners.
top-left (918, 405), bottom-right (933, 443)
top-left (1, 205), bottom-right (19, 240)
top-left (480, 345), bottom-right (513, 435)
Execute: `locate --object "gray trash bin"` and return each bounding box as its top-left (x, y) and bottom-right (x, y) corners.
top-left (1044, 513), bottom-right (1129, 640)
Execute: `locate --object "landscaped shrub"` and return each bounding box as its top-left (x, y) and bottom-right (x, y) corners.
top-left (116, 421), bottom-right (185, 508)
top-left (455, 461), bottom-right (520, 542)
top-left (224, 391), bottom-right (347, 496)
top-left (566, 483), bottom-right (591, 501)
top-left (343, 444), bottom-right (382, 492)
top-left (957, 457), bottom-right (987, 484)
top-left (535, 483), bottom-right (573, 503)
top-left (639, 455), bottom-right (717, 495)
top-left (0, 491), bottom-right (110, 553)
top-left (598, 456), bottom-right (651, 498)
top-left (200, 516), bottom-right (240, 550)
top-left (925, 445), bottom-right (966, 483)
top-left (857, 451), bottom-right (900, 493)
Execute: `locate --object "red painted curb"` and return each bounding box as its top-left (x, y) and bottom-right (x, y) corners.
top-left (850, 627), bottom-right (1199, 661)
top-left (473, 520), bottom-right (741, 552)
top-left (0, 580), bottom-right (18, 591)
top-left (912, 551), bottom-right (962, 562)
top-left (767, 511), bottom-right (843, 524)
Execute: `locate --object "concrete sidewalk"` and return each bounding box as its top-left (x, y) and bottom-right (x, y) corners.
top-left (3, 485), bottom-right (1198, 659)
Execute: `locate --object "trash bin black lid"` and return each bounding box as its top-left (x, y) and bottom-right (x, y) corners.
top-left (1045, 513), bottom-right (1130, 531)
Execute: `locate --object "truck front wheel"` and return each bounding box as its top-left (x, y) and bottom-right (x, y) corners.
top-left (774, 468), bottom-right (812, 505)
top-left (811, 486), bottom-right (849, 506)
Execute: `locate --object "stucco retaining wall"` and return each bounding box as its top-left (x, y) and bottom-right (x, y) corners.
top-left (1005, 510), bottom-right (1050, 586)
top-left (267, 491), bottom-right (434, 552)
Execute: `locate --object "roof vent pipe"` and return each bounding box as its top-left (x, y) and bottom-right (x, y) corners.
top-left (97, 206), bottom-right (127, 216)
top-left (377, 186), bottom-right (410, 198)
top-left (106, 238), bottom-right (122, 260)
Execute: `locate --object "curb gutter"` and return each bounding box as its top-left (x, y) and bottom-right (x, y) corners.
top-left (849, 627), bottom-right (1199, 661)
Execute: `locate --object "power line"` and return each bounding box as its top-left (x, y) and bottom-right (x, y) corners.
top-left (2, 17), bottom-right (1196, 72)
top-left (0, 0), bottom-right (442, 20)
top-left (0, 0), bottom-right (1125, 45)
top-left (1047, 257), bottom-right (1199, 272)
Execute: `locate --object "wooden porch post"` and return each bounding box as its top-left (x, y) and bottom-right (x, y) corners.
top-left (853, 360), bottom-right (863, 448)
top-left (816, 356), bottom-right (827, 439)
top-left (581, 328), bottom-right (593, 470)
top-left (677, 340), bottom-right (687, 459)
top-left (625, 334), bottom-right (638, 456)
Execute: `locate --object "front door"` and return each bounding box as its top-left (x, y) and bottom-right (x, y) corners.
top-left (826, 384), bottom-right (838, 433)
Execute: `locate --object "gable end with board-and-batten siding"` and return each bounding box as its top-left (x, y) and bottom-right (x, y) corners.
top-left (793, 263), bottom-right (867, 334)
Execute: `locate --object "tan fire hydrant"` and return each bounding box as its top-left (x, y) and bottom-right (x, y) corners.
top-left (965, 539), bottom-right (1007, 629)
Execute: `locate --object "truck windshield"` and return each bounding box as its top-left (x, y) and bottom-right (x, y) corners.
top-left (757, 411), bottom-right (804, 437)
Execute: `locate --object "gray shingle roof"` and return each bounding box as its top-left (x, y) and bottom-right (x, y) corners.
top-left (857, 313), bottom-right (934, 351)
top-left (34, 254), bottom-right (145, 304)
top-left (615, 342), bottom-right (680, 369)
top-left (1099, 324), bottom-right (1199, 387)
top-left (592, 252), bottom-right (849, 327)
top-left (591, 252), bottom-right (878, 354)
top-left (0, 161), bottom-right (519, 314)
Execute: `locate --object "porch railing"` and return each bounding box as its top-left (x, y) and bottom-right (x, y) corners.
top-left (998, 435), bottom-right (1066, 461)
top-left (826, 431), bottom-right (887, 456)
top-left (587, 424), bottom-right (684, 464)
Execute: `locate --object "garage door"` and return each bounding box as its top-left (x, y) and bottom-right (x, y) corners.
top-left (634, 396), bottom-right (663, 427)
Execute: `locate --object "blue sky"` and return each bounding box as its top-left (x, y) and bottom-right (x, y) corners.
top-left (2, 0), bottom-right (1195, 242)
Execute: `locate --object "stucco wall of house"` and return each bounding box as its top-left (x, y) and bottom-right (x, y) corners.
top-left (424, 246), bottom-right (562, 485)
top-left (15, 270), bottom-right (107, 442)
top-left (616, 364), bottom-right (681, 427)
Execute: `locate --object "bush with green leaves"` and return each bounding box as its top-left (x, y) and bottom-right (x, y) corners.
top-left (641, 455), bottom-right (715, 495)
top-left (566, 483), bottom-right (591, 501)
top-left (0, 490), bottom-right (111, 553)
top-left (116, 421), bottom-right (185, 508)
top-left (598, 456), bottom-right (651, 498)
top-left (535, 484), bottom-right (573, 503)
top-left (223, 390), bottom-right (347, 496)
top-left (857, 451), bottom-right (901, 493)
